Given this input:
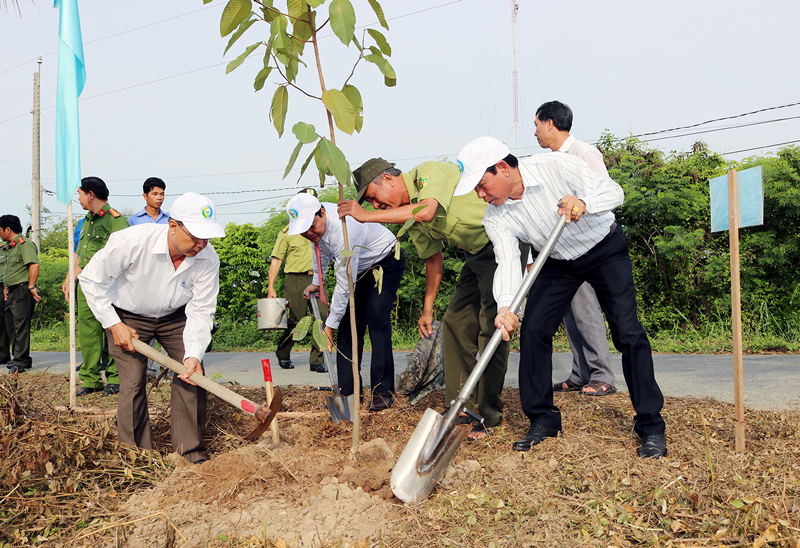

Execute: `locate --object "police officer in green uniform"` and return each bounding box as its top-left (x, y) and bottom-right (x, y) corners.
top-left (267, 189), bottom-right (327, 372)
top-left (341, 159), bottom-right (525, 439)
top-left (0, 215), bottom-right (41, 373)
top-left (61, 177), bottom-right (129, 396)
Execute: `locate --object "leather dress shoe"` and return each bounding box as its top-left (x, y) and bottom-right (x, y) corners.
top-left (512, 424), bottom-right (561, 451)
top-left (278, 359), bottom-right (294, 369)
top-left (9, 364), bottom-right (27, 374)
top-left (76, 386), bottom-right (100, 397)
top-left (102, 383), bottom-right (120, 397)
top-left (310, 362), bottom-right (328, 373)
top-left (637, 434), bottom-right (667, 459)
top-left (367, 394), bottom-right (394, 412)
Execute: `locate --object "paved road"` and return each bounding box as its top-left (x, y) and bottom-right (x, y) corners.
top-left (19, 350), bottom-right (799, 411)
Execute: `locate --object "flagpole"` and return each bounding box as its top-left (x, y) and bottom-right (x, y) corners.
top-left (68, 202), bottom-right (76, 407)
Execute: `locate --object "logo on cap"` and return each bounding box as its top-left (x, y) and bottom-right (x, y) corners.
top-left (289, 209), bottom-right (299, 219)
top-left (457, 159), bottom-right (465, 174)
top-left (201, 206), bottom-right (212, 219)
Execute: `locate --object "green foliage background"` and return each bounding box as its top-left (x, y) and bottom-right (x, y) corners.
top-left (29, 138), bottom-right (800, 353)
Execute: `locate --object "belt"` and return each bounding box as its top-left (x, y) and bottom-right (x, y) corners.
top-left (4, 282), bottom-right (28, 291)
top-left (288, 271), bottom-right (314, 276)
top-left (598, 222), bottom-right (618, 246)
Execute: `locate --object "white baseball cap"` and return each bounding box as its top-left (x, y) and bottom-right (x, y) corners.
top-left (453, 136), bottom-right (511, 196)
top-left (286, 193), bottom-right (322, 235)
top-left (170, 192), bottom-right (226, 239)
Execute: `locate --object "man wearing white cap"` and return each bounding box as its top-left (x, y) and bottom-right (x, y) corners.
top-left (453, 137), bottom-right (667, 459)
top-left (285, 193), bottom-right (405, 411)
top-left (79, 192), bottom-right (225, 463)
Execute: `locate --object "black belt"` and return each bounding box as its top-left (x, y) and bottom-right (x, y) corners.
top-left (4, 282), bottom-right (28, 291)
top-left (288, 271), bottom-right (314, 276)
top-left (598, 222), bottom-right (618, 246)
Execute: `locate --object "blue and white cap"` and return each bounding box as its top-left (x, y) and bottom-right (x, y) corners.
top-left (453, 136), bottom-right (511, 196)
top-left (286, 193), bottom-right (321, 235)
top-left (170, 192), bottom-right (225, 239)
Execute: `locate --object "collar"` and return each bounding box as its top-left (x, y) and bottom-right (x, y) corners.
top-left (402, 172), bottom-right (419, 203)
top-left (89, 203), bottom-right (112, 219)
top-left (136, 207), bottom-right (168, 222)
top-left (553, 134), bottom-right (575, 153)
top-left (10, 235), bottom-right (24, 248)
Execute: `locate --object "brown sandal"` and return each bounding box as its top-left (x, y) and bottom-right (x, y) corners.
top-left (553, 379), bottom-right (584, 392)
top-left (581, 381), bottom-right (617, 396)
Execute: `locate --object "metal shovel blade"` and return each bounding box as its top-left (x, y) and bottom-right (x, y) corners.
top-left (390, 215), bottom-right (567, 504)
top-left (310, 294), bottom-right (351, 423)
top-left (390, 408), bottom-right (468, 503)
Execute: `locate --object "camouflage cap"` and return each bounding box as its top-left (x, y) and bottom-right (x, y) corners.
top-left (352, 158), bottom-right (394, 203)
top-left (297, 187), bottom-right (318, 197)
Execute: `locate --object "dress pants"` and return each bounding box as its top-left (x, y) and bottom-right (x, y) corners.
top-left (0, 291), bottom-right (13, 363)
top-left (442, 243), bottom-right (511, 427)
top-left (563, 282), bottom-right (615, 386)
top-left (77, 284), bottom-right (119, 388)
top-left (337, 248), bottom-right (406, 397)
top-left (276, 272), bottom-right (326, 366)
top-left (519, 225), bottom-right (665, 437)
top-left (108, 306), bottom-right (208, 463)
top-left (4, 285), bottom-right (34, 368)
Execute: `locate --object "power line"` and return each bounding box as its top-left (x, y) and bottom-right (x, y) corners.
top-left (724, 139), bottom-right (800, 155)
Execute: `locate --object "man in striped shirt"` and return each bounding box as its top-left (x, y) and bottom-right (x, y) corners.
top-left (453, 136), bottom-right (667, 459)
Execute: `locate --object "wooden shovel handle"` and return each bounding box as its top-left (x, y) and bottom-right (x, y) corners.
top-left (132, 339), bottom-right (267, 420)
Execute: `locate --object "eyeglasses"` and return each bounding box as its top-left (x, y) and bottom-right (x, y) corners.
top-left (177, 222), bottom-right (208, 244)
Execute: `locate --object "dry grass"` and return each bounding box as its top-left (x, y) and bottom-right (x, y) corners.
top-left (2, 371), bottom-right (800, 547)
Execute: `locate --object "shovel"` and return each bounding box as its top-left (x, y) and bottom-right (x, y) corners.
top-left (309, 294), bottom-right (351, 423)
top-left (391, 215), bottom-right (567, 503)
top-left (132, 338), bottom-right (282, 442)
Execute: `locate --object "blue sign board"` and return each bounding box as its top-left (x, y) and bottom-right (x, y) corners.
top-left (709, 166), bottom-right (764, 233)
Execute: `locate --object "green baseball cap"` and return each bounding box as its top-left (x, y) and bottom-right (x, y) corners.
top-left (353, 158), bottom-right (394, 203)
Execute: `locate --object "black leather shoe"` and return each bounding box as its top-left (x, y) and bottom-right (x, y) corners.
top-left (9, 365), bottom-right (27, 374)
top-left (278, 359), bottom-right (294, 369)
top-left (76, 386), bottom-right (100, 397)
top-left (310, 362), bottom-right (328, 373)
top-left (637, 434), bottom-right (667, 459)
top-left (512, 424), bottom-right (561, 451)
top-left (102, 383), bottom-right (120, 397)
top-left (367, 394), bottom-right (394, 412)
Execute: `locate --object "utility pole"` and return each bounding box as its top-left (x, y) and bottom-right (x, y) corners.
top-left (31, 57), bottom-right (42, 250)
top-left (511, 1), bottom-right (519, 156)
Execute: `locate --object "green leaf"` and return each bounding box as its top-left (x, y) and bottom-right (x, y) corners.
top-left (292, 122), bottom-right (317, 144)
top-left (306, 0), bottom-right (324, 6)
top-left (287, 0), bottom-right (307, 20)
top-left (372, 265), bottom-right (383, 294)
top-left (364, 53), bottom-right (396, 79)
top-left (329, 0), bottom-right (356, 45)
top-left (292, 17), bottom-right (312, 56)
top-left (731, 499), bottom-right (745, 509)
top-left (253, 66), bottom-right (272, 91)
top-left (284, 140), bottom-right (304, 179)
top-left (367, 0), bottom-right (389, 30)
top-left (220, 0), bottom-right (251, 37)
top-left (270, 86), bottom-right (289, 137)
top-left (270, 14), bottom-right (289, 50)
top-left (299, 141), bottom-right (320, 182)
top-left (261, 1), bottom-right (277, 23)
top-left (322, 89), bottom-right (356, 135)
top-left (312, 318), bottom-right (327, 349)
top-left (396, 217), bottom-right (415, 239)
top-left (340, 250), bottom-right (356, 257)
top-left (367, 28), bottom-right (391, 56)
top-left (384, 75), bottom-right (396, 87)
top-left (203, 0), bottom-right (213, 4)
top-left (342, 85), bottom-right (363, 133)
top-left (394, 243), bottom-right (400, 260)
top-left (224, 17), bottom-right (256, 55)
top-left (314, 146), bottom-right (332, 177)
top-left (350, 33), bottom-right (362, 50)
top-left (226, 42), bottom-right (260, 74)
top-left (292, 315), bottom-right (313, 340)
top-left (317, 138), bottom-right (351, 186)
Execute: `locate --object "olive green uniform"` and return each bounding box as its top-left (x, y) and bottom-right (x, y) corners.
top-left (403, 161), bottom-right (523, 427)
top-left (1, 235), bottom-right (39, 369)
top-left (77, 204), bottom-right (129, 389)
top-left (271, 227), bottom-right (326, 366)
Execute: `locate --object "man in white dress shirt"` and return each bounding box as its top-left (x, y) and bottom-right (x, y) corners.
top-left (534, 101), bottom-right (616, 397)
top-left (79, 192), bottom-right (225, 463)
top-left (454, 136), bottom-right (666, 459)
top-left (285, 193), bottom-right (405, 411)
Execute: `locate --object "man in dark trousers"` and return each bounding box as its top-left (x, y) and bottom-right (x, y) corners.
top-left (454, 136), bottom-right (667, 459)
top-left (61, 177), bottom-right (129, 397)
top-left (79, 192), bottom-right (224, 463)
top-left (0, 215), bottom-right (41, 373)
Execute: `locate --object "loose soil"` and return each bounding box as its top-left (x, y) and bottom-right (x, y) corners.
top-left (1, 371), bottom-right (799, 547)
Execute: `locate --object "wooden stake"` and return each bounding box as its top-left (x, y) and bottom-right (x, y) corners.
top-left (727, 169), bottom-right (745, 452)
top-left (261, 359), bottom-right (280, 445)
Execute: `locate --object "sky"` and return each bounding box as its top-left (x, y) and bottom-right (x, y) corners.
top-left (2, 0), bottom-right (799, 231)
